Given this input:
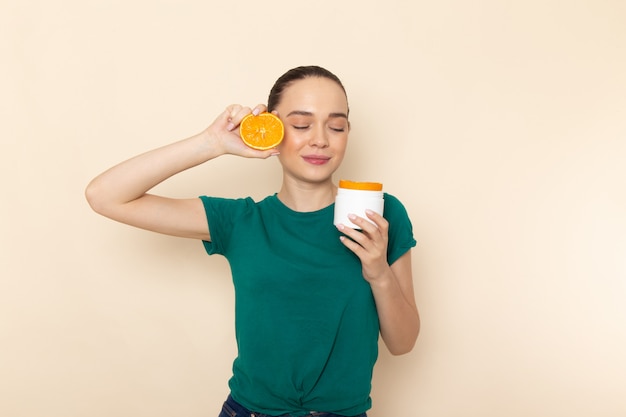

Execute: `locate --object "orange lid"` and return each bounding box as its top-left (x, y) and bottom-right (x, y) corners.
top-left (339, 179), bottom-right (383, 191)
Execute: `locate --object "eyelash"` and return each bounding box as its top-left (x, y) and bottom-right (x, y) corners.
top-left (292, 125), bottom-right (345, 132)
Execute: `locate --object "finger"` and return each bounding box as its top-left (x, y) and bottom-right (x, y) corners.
top-left (226, 105), bottom-right (252, 131)
top-left (232, 106), bottom-right (252, 123)
top-left (226, 104), bottom-right (242, 119)
top-left (350, 213), bottom-right (378, 234)
top-left (338, 228), bottom-right (367, 256)
top-left (225, 104), bottom-right (241, 131)
top-left (252, 104), bottom-right (267, 116)
top-left (339, 234), bottom-right (362, 253)
top-left (336, 222), bottom-right (370, 248)
top-left (364, 210), bottom-right (389, 236)
top-left (345, 214), bottom-right (381, 242)
top-left (243, 148), bottom-right (280, 159)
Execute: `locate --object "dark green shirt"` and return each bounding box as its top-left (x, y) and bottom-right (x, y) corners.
top-left (200, 193), bottom-right (416, 416)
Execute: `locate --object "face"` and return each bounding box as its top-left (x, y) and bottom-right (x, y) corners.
top-left (274, 77), bottom-right (350, 185)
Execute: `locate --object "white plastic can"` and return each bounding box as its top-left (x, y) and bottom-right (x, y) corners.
top-left (333, 180), bottom-right (384, 229)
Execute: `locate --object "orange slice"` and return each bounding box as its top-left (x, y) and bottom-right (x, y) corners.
top-left (339, 180), bottom-right (383, 191)
top-left (239, 112), bottom-right (284, 150)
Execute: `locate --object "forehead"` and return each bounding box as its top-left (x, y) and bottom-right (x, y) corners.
top-left (278, 77), bottom-right (348, 112)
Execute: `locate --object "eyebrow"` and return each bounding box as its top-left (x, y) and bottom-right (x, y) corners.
top-left (286, 110), bottom-right (348, 119)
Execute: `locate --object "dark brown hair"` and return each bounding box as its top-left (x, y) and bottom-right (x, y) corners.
top-left (267, 66), bottom-right (349, 114)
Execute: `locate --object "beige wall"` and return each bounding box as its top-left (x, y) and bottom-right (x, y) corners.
top-left (2, 1), bottom-right (625, 416)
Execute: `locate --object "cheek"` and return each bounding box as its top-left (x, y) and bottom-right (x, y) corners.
top-left (278, 130), bottom-right (307, 150)
top-left (332, 140), bottom-right (348, 164)
top-left (275, 133), bottom-right (300, 156)
top-left (333, 136), bottom-right (349, 154)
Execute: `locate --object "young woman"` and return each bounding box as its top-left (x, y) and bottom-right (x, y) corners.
top-left (85, 66), bottom-right (419, 417)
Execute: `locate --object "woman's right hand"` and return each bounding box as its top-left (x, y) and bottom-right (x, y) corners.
top-left (205, 104), bottom-right (280, 159)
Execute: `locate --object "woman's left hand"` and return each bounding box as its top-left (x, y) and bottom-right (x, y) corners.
top-left (337, 210), bottom-right (391, 284)
top-left (338, 210), bottom-right (420, 355)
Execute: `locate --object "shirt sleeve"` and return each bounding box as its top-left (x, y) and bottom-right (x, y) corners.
top-left (383, 193), bottom-right (417, 265)
top-left (198, 196), bottom-right (255, 255)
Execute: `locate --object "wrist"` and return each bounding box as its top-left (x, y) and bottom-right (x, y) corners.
top-left (366, 267), bottom-right (394, 290)
top-left (195, 129), bottom-right (227, 159)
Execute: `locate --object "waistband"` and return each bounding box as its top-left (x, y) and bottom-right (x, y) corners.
top-left (221, 395), bottom-right (367, 417)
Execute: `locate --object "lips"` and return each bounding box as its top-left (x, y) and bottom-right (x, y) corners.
top-left (302, 155), bottom-right (331, 165)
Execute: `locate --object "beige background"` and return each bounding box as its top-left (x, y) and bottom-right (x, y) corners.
top-left (2, 1), bottom-right (625, 416)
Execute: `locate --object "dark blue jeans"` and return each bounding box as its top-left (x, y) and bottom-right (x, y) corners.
top-left (219, 394), bottom-right (367, 417)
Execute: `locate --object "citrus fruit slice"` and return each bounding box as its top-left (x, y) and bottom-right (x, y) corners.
top-left (239, 112), bottom-right (284, 150)
top-left (339, 180), bottom-right (383, 191)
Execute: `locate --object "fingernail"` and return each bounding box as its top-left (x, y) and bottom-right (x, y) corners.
top-left (365, 209), bottom-right (374, 215)
top-left (226, 122), bottom-right (235, 131)
top-left (336, 223), bottom-right (345, 231)
top-left (348, 214), bottom-right (357, 220)
top-left (252, 108), bottom-right (261, 116)
top-left (270, 151), bottom-right (280, 156)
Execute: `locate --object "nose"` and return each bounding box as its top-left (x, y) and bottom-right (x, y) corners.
top-left (308, 125), bottom-right (329, 148)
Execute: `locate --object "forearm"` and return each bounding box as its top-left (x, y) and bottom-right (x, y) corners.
top-left (370, 267), bottom-right (420, 355)
top-left (337, 213), bottom-right (420, 355)
top-left (85, 130), bottom-right (219, 214)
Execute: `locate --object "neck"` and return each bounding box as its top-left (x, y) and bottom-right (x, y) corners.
top-left (277, 178), bottom-right (337, 212)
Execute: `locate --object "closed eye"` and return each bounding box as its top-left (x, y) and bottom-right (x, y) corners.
top-left (293, 125), bottom-right (310, 130)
